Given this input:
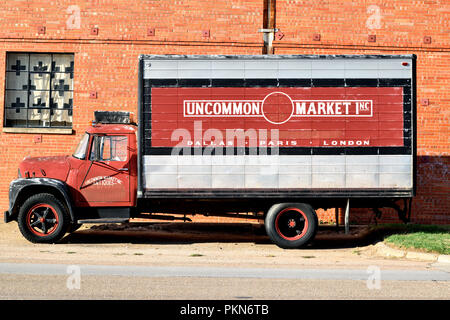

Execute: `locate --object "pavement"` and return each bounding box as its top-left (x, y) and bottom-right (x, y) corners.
top-left (0, 220), bottom-right (448, 300)
top-left (1, 262), bottom-right (448, 280)
top-left (80, 221), bottom-right (450, 264)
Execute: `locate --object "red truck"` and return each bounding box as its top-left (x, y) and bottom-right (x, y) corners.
top-left (4, 54), bottom-right (416, 248)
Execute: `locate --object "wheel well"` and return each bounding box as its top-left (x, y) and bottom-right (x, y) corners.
top-left (11, 185), bottom-right (72, 222)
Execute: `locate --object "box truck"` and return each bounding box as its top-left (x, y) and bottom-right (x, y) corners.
top-left (4, 54), bottom-right (416, 248)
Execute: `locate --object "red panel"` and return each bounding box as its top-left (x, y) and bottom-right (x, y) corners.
top-left (150, 87), bottom-right (405, 147)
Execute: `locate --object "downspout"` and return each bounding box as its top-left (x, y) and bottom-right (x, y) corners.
top-left (260, 0), bottom-right (277, 54)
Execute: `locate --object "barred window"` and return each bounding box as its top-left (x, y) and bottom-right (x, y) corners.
top-left (4, 53), bottom-right (74, 128)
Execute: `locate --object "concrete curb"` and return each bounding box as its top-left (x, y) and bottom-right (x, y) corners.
top-left (374, 242), bottom-right (450, 263)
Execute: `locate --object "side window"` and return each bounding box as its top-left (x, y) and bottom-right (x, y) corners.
top-left (112, 136), bottom-right (128, 161)
top-left (102, 137), bottom-right (112, 160)
top-left (90, 136), bottom-right (128, 161)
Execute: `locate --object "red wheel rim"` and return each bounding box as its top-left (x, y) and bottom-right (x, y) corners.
top-left (26, 204), bottom-right (59, 236)
top-left (274, 207), bottom-right (309, 241)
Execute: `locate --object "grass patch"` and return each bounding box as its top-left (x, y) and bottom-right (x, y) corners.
top-left (133, 253), bottom-right (144, 256)
top-left (190, 253), bottom-right (204, 257)
top-left (373, 224), bottom-right (450, 255)
top-left (301, 255), bottom-right (316, 259)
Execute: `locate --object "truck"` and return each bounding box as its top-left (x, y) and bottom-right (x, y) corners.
top-left (4, 54), bottom-right (416, 249)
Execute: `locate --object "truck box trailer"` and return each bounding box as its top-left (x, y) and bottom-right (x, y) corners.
top-left (4, 54), bottom-right (416, 248)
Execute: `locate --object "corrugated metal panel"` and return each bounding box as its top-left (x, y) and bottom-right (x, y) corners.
top-left (142, 155), bottom-right (413, 190)
top-left (143, 56), bottom-right (413, 79)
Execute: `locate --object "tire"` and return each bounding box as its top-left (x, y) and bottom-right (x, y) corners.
top-left (17, 193), bottom-right (70, 243)
top-left (264, 203), bottom-right (318, 249)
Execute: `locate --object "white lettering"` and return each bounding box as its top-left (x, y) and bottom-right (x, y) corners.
top-left (204, 102), bottom-right (212, 115)
top-left (184, 99), bottom-right (372, 119)
top-left (233, 102), bottom-right (242, 114)
top-left (307, 102), bottom-right (317, 115)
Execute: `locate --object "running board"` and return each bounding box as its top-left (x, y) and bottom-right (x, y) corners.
top-left (133, 214), bottom-right (192, 222)
top-left (77, 218), bottom-right (129, 224)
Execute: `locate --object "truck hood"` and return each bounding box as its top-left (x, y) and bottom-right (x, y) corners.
top-left (19, 155), bottom-right (71, 181)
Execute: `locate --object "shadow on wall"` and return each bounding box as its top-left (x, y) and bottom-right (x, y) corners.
top-left (351, 155), bottom-right (449, 225)
top-left (413, 155), bottom-right (449, 224)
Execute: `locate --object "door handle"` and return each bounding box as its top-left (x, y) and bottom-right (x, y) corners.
top-left (118, 168), bottom-right (129, 171)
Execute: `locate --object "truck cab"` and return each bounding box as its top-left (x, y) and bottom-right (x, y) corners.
top-left (69, 123), bottom-right (137, 208)
top-left (4, 112), bottom-right (138, 243)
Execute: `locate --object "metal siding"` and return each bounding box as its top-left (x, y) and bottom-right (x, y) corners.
top-left (142, 155), bottom-right (413, 190)
top-left (344, 59), bottom-right (379, 69)
top-left (212, 165), bottom-right (245, 175)
top-left (178, 174), bottom-right (212, 188)
top-left (278, 60), bottom-right (312, 69)
top-left (312, 173), bottom-right (346, 188)
top-left (346, 173), bottom-right (379, 188)
top-left (278, 68), bottom-right (312, 78)
top-left (212, 174), bottom-right (245, 188)
top-left (245, 173), bottom-right (279, 188)
top-left (146, 68), bottom-right (178, 79)
top-left (143, 56), bottom-right (413, 79)
top-left (379, 173), bottom-right (412, 188)
top-left (145, 173), bottom-right (178, 189)
top-left (211, 68), bottom-right (245, 79)
top-left (312, 69), bottom-right (346, 78)
top-left (378, 69), bottom-right (412, 79)
top-left (344, 69), bottom-right (379, 78)
top-left (279, 174), bottom-right (312, 188)
top-left (311, 60), bottom-right (346, 69)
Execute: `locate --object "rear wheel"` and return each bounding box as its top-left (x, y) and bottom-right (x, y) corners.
top-left (18, 193), bottom-right (70, 243)
top-left (265, 203), bottom-right (318, 249)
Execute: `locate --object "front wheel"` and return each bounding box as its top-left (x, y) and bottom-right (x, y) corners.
top-left (17, 193), bottom-right (70, 243)
top-left (264, 203), bottom-right (318, 249)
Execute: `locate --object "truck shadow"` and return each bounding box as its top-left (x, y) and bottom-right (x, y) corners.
top-left (61, 223), bottom-right (380, 249)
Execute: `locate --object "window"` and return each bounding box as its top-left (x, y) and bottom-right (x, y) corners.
top-left (90, 136), bottom-right (128, 162)
top-left (4, 53), bottom-right (74, 128)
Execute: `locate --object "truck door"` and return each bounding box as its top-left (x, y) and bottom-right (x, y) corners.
top-left (77, 134), bottom-right (130, 205)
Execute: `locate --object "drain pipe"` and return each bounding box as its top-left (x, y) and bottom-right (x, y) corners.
top-left (259, 0), bottom-right (277, 54)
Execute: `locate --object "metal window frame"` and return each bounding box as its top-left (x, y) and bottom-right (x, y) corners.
top-left (3, 52), bottom-right (74, 129)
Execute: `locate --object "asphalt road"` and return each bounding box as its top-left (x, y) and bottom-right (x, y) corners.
top-left (0, 265), bottom-right (449, 300)
top-left (0, 221), bottom-right (449, 300)
top-left (1, 262), bottom-right (449, 281)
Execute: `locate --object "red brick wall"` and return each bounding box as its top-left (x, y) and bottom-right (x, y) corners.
top-left (0, 0), bottom-right (448, 225)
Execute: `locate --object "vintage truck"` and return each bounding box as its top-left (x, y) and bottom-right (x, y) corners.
top-left (4, 54), bottom-right (416, 248)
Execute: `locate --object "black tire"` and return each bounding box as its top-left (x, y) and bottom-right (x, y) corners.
top-left (17, 193), bottom-right (70, 243)
top-left (264, 203), bottom-right (318, 249)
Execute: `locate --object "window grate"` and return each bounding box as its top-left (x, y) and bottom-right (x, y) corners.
top-left (4, 52), bottom-right (74, 129)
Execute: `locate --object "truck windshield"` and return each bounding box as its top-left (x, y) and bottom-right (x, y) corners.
top-left (72, 133), bottom-right (90, 160)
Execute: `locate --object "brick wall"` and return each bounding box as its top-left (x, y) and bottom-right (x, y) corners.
top-left (0, 0), bottom-right (448, 225)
